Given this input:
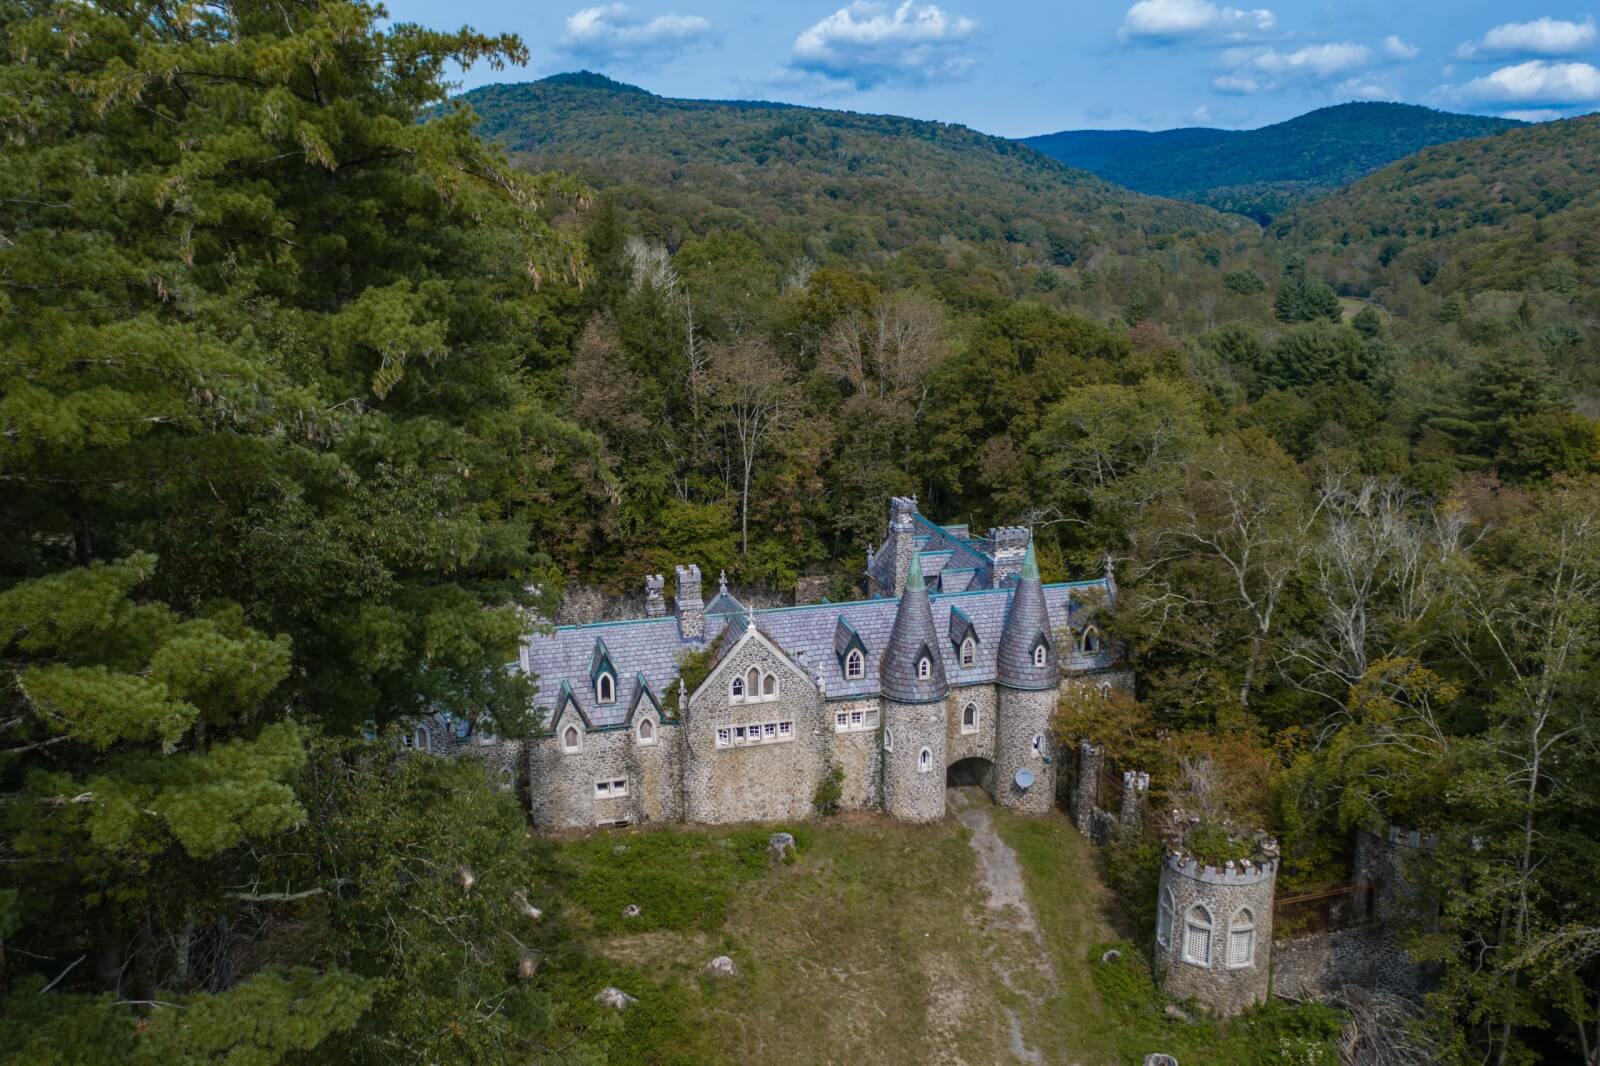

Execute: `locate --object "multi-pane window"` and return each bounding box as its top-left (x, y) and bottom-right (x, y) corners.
top-left (835, 708), bottom-right (878, 734)
top-left (845, 649), bottom-right (864, 679)
top-left (1183, 906), bottom-right (1214, 966)
top-left (916, 656), bottom-right (932, 679)
top-left (731, 668), bottom-right (779, 704)
top-left (1157, 889), bottom-right (1175, 947)
top-left (960, 638), bottom-right (976, 667)
top-left (715, 720), bottom-right (794, 747)
top-left (594, 778), bottom-right (627, 798)
top-left (1227, 910), bottom-right (1255, 968)
top-left (1033, 643), bottom-right (1047, 667)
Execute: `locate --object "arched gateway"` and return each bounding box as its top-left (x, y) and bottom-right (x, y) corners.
top-left (947, 755), bottom-right (995, 792)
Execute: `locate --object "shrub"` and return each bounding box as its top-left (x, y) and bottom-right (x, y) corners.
top-left (812, 765), bottom-right (845, 816)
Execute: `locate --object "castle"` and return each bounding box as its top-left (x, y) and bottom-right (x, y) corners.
top-left (419, 497), bottom-right (1130, 830)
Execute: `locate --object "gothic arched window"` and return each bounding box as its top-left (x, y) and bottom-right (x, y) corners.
top-left (916, 656), bottom-right (932, 680)
top-left (1183, 905), bottom-right (1214, 966)
top-left (1082, 628), bottom-right (1101, 654)
top-left (1227, 909), bottom-right (1256, 968)
top-left (562, 725), bottom-right (581, 753)
top-left (1032, 643), bottom-right (1048, 668)
top-left (762, 672), bottom-right (777, 698)
top-left (960, 637), bottom-right (976, 667)
top-left (961, 703), bottom-right (978, 734)
top-left (918, 748), bottom-right (932, 773)
top-left (637, 717), bottom-right (656, 745)
top-left (731, 676), bottom-right (744, 701)
top-left (597, 672), bottom-right (615, 705)
top-left (845, 649), bottom-right (864, 679)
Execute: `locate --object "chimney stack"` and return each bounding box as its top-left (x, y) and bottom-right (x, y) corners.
top-left (674, 564), bottom-right (704, 639)
top-left (645, 574), bottom-right (666, 617)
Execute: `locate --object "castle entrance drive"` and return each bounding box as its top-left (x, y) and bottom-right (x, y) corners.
top-left (946, 756), bottom-right (995, 794)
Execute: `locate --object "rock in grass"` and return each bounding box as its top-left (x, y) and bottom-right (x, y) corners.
top-left (767, 832), bottom-right (796, 862)
top-left (1162, 1004), bottom-right (1190, 1024)
top-left (1100, 949), bottom-right (1122, 964)
top-left (1144, 1055), bottom-right (1179, 1066)
top-left (705, 955), bottom-right (739, 978)
top-left (622, 903), bottom-right (641, 919)
top-left (595, 987), bottom-right (636, 1011)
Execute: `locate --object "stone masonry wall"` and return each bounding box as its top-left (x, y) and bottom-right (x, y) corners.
top-left (682, 635), bottom-right (827, 824)
top-left (1272, 926), bottom-right (1426, 1001)
top-left (529, 728), bottom-right (635, 829)
top-left (994, 685), bottom-right (1058, 814)
top-left (826, 698), bottom-right (885, 811)
top-left (1154, 854), bottom-right (1276, 1015)
top-left (883, 698), bottom-right (946, 822)
top-left (945, 684), bottom-right (998, 767)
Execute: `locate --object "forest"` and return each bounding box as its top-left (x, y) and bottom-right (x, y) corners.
top-left (1, 1), bottom-right (1599, 1064)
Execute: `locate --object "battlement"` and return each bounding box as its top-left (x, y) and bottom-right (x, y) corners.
top-left (1160, 809), bottom-right (1280, 885)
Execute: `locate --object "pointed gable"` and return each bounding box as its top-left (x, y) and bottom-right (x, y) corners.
top-left (997, 541), bottom-right (1058, 690)
top-left (881, 554), bottom-right (949, 703)
top-left (948, 604), bottom-right (978, 652)
top-left (833, 614), bottom-right (866, 665)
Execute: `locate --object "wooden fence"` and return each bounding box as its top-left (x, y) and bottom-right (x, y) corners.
top-left (1273, 881), bottom-right (1375, 940)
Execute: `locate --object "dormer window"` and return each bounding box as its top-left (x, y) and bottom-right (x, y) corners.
top-left (917, 656), bottom-right (932, 680)
top-left (596, 671), bottom-right (616, 705)
top-left (960, 637), bottom-right (976, 667)
top-left (1082, 628), bottom-right (1101, 654)
top-left (1033, 643), bottom-right (1048, 668)
top-left (845, 648), bottom-right (864, 680)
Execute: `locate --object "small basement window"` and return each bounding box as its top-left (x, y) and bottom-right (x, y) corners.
top-left (594, 778), bottom-right (627, 798)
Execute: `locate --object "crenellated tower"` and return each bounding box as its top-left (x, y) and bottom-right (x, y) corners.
top-left (994, 542), bottom-right (1059, 814)
top-left (880, 554), bottom-right (949, 822)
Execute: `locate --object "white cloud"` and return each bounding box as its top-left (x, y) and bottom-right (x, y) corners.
top-left (790, 1), bottom-right (979, 88)
top-left (1119, 0), bottom-right (1275, 43)
top-left (1250, 42), bottom-right (1373, 78)
top-left (1192, 105), bottom-right (1215, 122)
top-left (560, 5), bottom-right (713, 66)
top-left (1499, 108), bottom-right (1568, 121)
top-left (1382, 35), bottom-right (1420, 60)
top-left (1450, 59), bottom-right (1600, 104)
top-left (1457, 16), bottom-right (1597, 59)
top-left (1212, 72), bottom-right (1264, 94)
top-left (1336, 78), bottom-right (1399, 100)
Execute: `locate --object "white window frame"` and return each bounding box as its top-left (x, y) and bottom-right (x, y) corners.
top-left (1031, 733), bottom-right (1044, 755)
top-left (916, 656), bottom-right (932, 680)
top-left (561, 724), bottom-right (582, 754)
top-left (730, 676), bottom-right (745, 701)
top-left (597, 671), bottom-right (616, 705)
top-left (883, 727), bottom-right (894, 751)
top-left (1183, 905), bottom-right (1214, 966)
top-left (917, 747), bottom-right (933, 774)
top-left (845, 648), bottom-right (864, 680)
top-left (1032, 643), bottom-right (1047, 668)
top-left (1227, 910), bottom-right (1256, 969)
top-left (1082, 627), bottom-right (1100, 654)
top-left (1099, 681), bottom-right (1113, 700)
top-left (594, 777), bottom-right (627, 798)
top-left (835, 708), bottom-right (877, 734)
top-left (716, 727), bottom-right (731, 747)
top-left (1157, 888), bottom-right (1175, 948)
top-left (498, 766), bottom-right (514, 791)
top-left (960, 637), bottom-right (976, 668)
top-left (637, 716), bottom-right (656, 745)
top-left (961, 703), bottom-right (979, 735)
top-left (718, 720), bottom-right (794, 748)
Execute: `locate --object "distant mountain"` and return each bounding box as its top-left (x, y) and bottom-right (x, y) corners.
top-left (1021, 103), bottom-right (1526, 222)
top-left (454, 74), bottom-right (1237, 270)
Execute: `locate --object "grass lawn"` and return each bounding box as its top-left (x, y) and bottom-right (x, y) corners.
top-left (528, 801), bottom-right (1340, 1065)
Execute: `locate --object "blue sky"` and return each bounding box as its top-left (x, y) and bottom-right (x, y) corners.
top-left (381, 1), bottom-right (1600, 136)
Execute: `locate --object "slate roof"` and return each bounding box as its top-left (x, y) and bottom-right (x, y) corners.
top-left (523, 572), bottom-right (1118, 730)
top-left (881, 554), bottom-right (949, 703)
top-left (996, 542), bottom-right (1059, 690)
top-left (704, 570), bottom-right (744, 616)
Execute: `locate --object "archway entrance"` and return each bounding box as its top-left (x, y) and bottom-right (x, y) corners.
top-left (946, 756), bottom-right (995, 792)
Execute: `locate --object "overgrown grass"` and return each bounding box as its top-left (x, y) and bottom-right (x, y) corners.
top-left (528, 808), bottom-right (1341, 1064)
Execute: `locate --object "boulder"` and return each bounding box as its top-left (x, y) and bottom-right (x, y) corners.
top-left (767, 832), bottom-right (797, 862)
top-left (595, 987), bottom-right (636, 1011)
top-left (704, 955), bottom-right (739, 978)
top-left (621, 904), bottom-right (641, 919)
top-left (1162, 1004), bottom-right (1190, 1024)
top-left (1100, 949), bottom-right (1122, 964)
top-left (1144, 1056), bottom-right (1179, 1066)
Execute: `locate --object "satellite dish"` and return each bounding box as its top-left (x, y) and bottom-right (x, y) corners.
top-left (1014, 768), bottom-right (1035, 791)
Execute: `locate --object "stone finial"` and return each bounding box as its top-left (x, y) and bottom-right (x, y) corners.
top-left (645, 574), bottom-right (666, 617)
top-left (718, 569), bottom-right (729, 595)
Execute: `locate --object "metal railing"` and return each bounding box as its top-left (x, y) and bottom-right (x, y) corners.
top-left (1273, 881), bottom-right (1375, 940)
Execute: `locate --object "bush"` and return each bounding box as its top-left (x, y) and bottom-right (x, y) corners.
top-left (812, 765), bottom-right (845, 816)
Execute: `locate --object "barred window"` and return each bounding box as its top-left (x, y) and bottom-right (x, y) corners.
top-left (1227, 909), bottom-right (1256, 968)
top-left (1183, 905), bottom-right (1213, 966)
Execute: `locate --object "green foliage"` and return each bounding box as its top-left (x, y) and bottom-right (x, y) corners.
top-left (812, 764), bottom-right (845, 816)
top-left (1183, 821), bottom-right (1257, 865)
top-left (1274, 276), bottom-right (1344, 323)
top-left (1225, 269), bottom-right (1267, 294)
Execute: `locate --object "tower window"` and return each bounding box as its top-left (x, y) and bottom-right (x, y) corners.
top-left (597, 672), bottom-right (615, 705)
top-left (884, 728), bottom-right (894, 751)
top-left (1227, 909), bottom-right (1256, 968)
top-left (1033, 643), bottom-right (1048, 668)
top-left (918, 748), bottom-right (932, 774)
top-left (960, 637), bottom-right (976, 667)
top-left (845, 649), bottom-right (864, 680)
top-left (1183, 905), bottom-right (1214, 966)
top-left (916, 656), bottom-right (932, 680)
top-left (961, 703), bottom-right (978, 734)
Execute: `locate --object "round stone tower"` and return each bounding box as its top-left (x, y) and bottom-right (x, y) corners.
top-left (993, 542), bottom-right (1059, 814)
top-left (880, 554), bottom-right (948, 822)
top-left (1152, 813), bottom-right (1278, 1016)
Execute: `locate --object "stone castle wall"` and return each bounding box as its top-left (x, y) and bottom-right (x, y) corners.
top-left (1154, 852), bottom-right (1276, 1015)
top-left (883, 698), bottom-right (947, 822)
top-left (994, 685), bottom-right (1058, 814)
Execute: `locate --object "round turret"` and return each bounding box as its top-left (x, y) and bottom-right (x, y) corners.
top-left (991, 541), bottom-right (1059, 813)
top-left (1152, 812), bottom-right (1277, 1015)
top-left (881, 554), bottom-right (947, 821)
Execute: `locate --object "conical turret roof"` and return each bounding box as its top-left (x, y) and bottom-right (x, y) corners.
top-left (880, 554), bottom-right (948, 703)
top-left (997, 541), bottom-right (1058, 689)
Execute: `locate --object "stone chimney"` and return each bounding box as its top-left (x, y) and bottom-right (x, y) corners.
top-left (1073, 741), bottom-right (1104, 836)
top-left (644, 574), bottom-right (666, 618)
top-left (1119, 770), bottom-right (1150, 832)
top-left (674, 564), bottom-right (704, 640)
top-left (990, 526), bottom-right (1030, 585)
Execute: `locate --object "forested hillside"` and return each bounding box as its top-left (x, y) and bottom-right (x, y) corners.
top-left (1022, 103), bottom-right (1524, 221)
top-left (3, 5), bottom-right (1600, 1065)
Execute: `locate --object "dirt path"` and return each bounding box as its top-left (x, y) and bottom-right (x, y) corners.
top-left (949, 787), bottom-right (1057, 1065)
